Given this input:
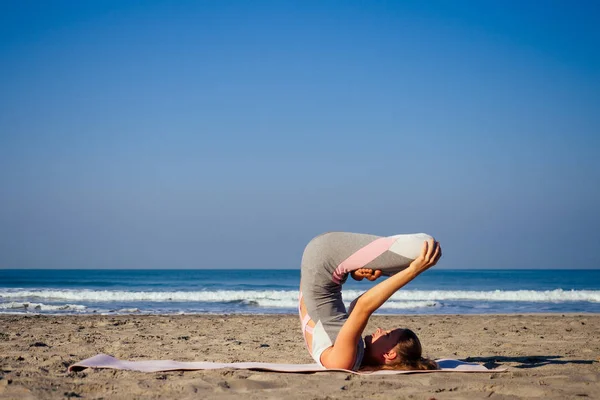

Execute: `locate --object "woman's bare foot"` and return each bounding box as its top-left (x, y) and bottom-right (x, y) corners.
top-left (350, 268), bottom-right (383, 281)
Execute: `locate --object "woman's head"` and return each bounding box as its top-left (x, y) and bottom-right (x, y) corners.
top-left (363, 327), bottom-right (438, 370)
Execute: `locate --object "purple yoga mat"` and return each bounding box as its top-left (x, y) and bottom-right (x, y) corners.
top-left (69, 354), bottom-right (506, 375)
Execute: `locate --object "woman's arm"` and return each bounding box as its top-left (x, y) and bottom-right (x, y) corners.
top-left (320, 239), bottom-right (441, 369)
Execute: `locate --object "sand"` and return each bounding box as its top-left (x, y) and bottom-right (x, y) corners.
top-left (0, 314), bottom-right (598, 399)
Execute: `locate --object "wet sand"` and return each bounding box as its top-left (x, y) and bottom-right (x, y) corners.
top-left (0, 314), bottom-right (598, 399)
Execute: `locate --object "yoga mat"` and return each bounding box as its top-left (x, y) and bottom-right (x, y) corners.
top-left (69, 354), bottom-right (506, 375)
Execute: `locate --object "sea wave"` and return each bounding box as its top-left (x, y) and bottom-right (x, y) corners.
top-left (0, 288), bottom-right (598, 305)
top-left (0, 301), bottom-right (87, 311)
top-left (378, 300), bottom-right (439, 309)
top-left (240, 298), bottom-right (439, 309)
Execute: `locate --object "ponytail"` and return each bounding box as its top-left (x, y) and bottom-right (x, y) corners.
top-left (379, 357), bottom-right (438, 371)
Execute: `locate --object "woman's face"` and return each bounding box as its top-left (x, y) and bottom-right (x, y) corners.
top-left (364, 328), bottom-right (404, 361)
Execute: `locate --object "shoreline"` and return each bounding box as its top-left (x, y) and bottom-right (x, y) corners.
top-left (1, 314), bottom-right (599, 399)
top-left (1, 311), bottom-right (598, 317)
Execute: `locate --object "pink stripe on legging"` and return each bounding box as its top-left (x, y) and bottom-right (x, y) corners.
top-left (302, 314), bottom-right (311, 330)
top-left (298, 291), bottom-right (314, 348)
top-left (332, 237), bottom-right (395, 284)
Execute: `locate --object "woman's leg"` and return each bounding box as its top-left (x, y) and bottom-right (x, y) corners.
top-left (324, 232), bottom-right (433, 283)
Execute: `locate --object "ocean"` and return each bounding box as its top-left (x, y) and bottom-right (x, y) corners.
top-left (1, 269), bottom-right (599, 315)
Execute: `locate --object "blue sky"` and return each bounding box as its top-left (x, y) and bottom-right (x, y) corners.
top-left (1, 1), bottom-right (598, 269)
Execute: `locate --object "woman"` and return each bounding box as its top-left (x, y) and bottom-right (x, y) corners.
top-left (299, 232), bottom-right (441, 371)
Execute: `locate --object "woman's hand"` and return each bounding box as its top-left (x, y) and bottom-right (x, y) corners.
top-left (408, 239), bottom-right (441, 275)
top-left (351, 268), bottom-right (383, 281)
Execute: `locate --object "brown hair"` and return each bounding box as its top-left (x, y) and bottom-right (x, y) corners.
top-left (378, 329), bottom-right (438, 371)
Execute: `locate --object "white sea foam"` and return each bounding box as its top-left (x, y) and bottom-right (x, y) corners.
top-left (240, 298), bottom-right (439, 309)
top-left (382, 289), bottom-right (600, 303)
top-left (0, 288), bottom-right (598, 306)
top-left (0, 301), bottom-right (87, 311)
top-left (383, 300), bottom-right (439, 309)
top-left (113, 308), bottom-right (141, 313)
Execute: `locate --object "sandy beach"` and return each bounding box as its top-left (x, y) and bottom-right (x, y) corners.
top-left (0, 314), bottom-right (598, 399)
